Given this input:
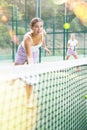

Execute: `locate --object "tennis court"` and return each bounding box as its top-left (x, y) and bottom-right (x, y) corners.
top-left (0, 58), bottom-right (87, 130)
top-left (0, 0), bottom-right (87, 129)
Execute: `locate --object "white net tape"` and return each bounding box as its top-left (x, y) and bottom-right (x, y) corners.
top-left (0, 58), bottom-right (87, 85)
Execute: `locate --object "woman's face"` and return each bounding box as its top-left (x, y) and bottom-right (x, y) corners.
top-left (71, 34), bottom-right (75, 40)
top-left (32, 22), bottom-right (43, 35)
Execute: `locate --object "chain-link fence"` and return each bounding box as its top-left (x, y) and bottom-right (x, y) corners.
top-left (0, 8), bottom-right (87, 62)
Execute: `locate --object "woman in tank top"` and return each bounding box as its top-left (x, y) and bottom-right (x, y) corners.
top-left (15, 18), bottom-right (50, 65)
top-left (14, 17), bottom-right (51, 108)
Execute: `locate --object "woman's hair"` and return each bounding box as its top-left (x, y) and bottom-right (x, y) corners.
top-left (70, 33), bottom-right (75, 40)
top-left (70, 33), bottom-right (75, 37)
top-left (30, 17), bottom-right (43, 29)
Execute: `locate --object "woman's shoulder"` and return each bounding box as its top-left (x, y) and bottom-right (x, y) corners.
top-left (24, 31), bottom-right (31, 37)
top-left (75, 39), bottom-right (78, 42)
top-left (23, 31), bottom-right (32, 41)
top-left (68, 39), bottom-right (72, 43)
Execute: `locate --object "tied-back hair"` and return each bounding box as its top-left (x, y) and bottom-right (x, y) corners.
top-left (30, 17), bottom-right (43, 29)
top-left (70, 33), bottom-right (75, 37)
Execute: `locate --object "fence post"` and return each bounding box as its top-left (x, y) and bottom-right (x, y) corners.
top-left (12, 6), bottom-right (15, 62)
top-left (16, 7), bottom-right (18, 52)
top-left (53, 17), bottom-right (55, 56)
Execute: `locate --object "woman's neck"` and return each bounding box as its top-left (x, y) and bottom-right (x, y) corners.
top-left (31, 31), bottom-right (42, 37)
top-left (30, 32), bottom-right (42, 45)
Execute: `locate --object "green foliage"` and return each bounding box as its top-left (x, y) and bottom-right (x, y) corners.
top-left (0, 0), bottom-right (8, 6)
top-left (0, 24), bottom-right (11, 48)
top-left (17, 27), bottom-right (26, 35)
top-left (0, 0), bottom-right (87, 50)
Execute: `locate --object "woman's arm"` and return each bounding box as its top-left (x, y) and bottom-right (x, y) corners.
top-left (76, 41), bottom-right (78, 48)
top-left (24, 37), bottom-right (33, 64)
top-left (67, 40), bottom-right (72, 50)
top-left (68, 43), bottom-right (71, 49)
top-left (42, 30), bottom-right (51, 54)
top-left (42, 40), bottom-right (51, 54)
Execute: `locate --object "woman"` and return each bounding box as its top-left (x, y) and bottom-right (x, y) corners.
top-left (66, 33), bottom-right (78, 60)
top-left (66, 33), bottom-right (80, 71)
top-left (14, 17), bottom-right (50, 108)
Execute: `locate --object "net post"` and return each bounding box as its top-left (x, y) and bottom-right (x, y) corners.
top-left (39, 47), bottom-right (41, 63)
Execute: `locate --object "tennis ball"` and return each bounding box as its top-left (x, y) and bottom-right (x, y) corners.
top-left (63, 23), bottom-right (70, 29)
top-left (84, 95), bottom-right (87, 99)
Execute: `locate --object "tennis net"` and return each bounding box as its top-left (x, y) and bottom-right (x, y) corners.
top-left (0, 58), bottom-right (87, 130)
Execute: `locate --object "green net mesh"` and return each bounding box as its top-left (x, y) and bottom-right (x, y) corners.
top-left (0, 58), bottom-right (87, 130)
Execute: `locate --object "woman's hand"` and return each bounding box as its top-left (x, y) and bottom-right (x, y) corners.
top-left (28, 57), bottom-right (34, 64)
top-left (44, 47), bottom-right (51, 54)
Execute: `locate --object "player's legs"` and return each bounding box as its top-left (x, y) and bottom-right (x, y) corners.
top-left (66, 55), bottom-right (70, 60)
top-left (14, 62), bottom-right (22, 65)
top-left (71, 50), bottom-right (78, 59)
top-left (73, 54), bottom-right (78, 59)
top-left (66, 49), bottom-right (71, 60)
top-left (25, 84), bottom-right (33, 108)
top-left (73, 53), bottom-right (80, 71)
top-left (14, 62), bottom-right (33, 108)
